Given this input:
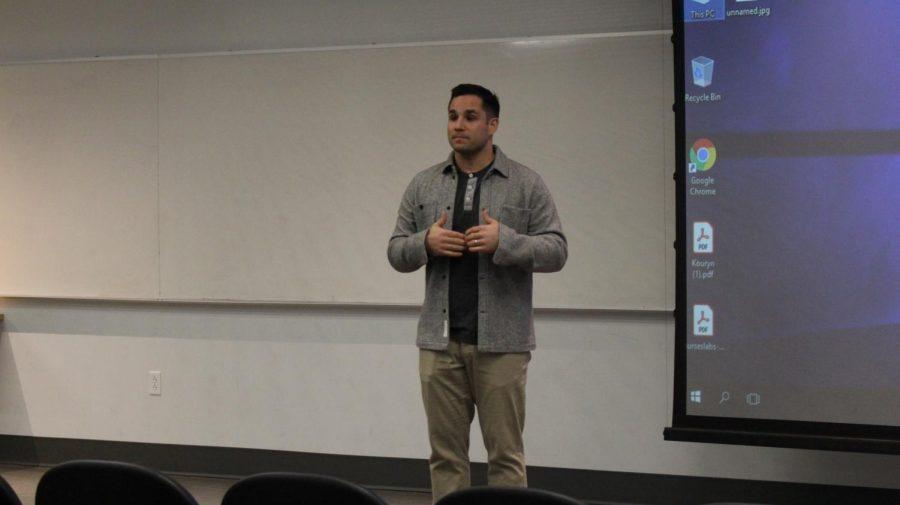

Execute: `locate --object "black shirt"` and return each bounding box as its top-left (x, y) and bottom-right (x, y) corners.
top-left (448, 161), bottom-right (491, 344)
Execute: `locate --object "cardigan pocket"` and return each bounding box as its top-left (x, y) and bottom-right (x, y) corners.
top-left (500, 205), bottom-right (530, 234)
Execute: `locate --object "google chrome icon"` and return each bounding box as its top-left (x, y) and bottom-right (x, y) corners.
top-left (689, 138), bottom-right (717, 172)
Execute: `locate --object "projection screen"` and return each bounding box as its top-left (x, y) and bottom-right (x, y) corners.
top-left (665, 0), bottom-right (900, 454)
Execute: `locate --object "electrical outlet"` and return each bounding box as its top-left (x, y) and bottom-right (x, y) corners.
top-left (149, 371), bottom-right (162, 396)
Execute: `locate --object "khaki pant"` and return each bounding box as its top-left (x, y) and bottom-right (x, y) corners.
top-left (419, 341), bottom-right (531, 503)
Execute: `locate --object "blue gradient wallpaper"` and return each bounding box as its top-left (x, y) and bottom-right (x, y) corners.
top-left (682, 1), bottom-right (900, 425)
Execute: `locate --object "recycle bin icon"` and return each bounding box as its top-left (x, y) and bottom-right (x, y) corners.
top-left (691, 56), bottom-right (715, 87)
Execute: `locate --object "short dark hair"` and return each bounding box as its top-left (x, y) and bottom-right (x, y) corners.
top-left (449, 83), bottom-right (500, 119)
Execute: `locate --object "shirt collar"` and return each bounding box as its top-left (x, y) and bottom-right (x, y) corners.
top-left (442, 145), bottom-right (509, 178)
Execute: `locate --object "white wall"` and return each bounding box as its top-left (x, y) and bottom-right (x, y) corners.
top-left (0, 1), bottom-right (667, 63)
top-left (0, 0), bottom-right (897, 492)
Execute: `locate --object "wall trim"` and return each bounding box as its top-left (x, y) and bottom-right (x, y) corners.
top-left (0, 295), bottom-right (670, 316)
top-left (0, 435), bottom-right (896, 504)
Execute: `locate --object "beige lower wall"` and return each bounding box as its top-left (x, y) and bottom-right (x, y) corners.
top-left (0, 301), bottom-right (897, 490)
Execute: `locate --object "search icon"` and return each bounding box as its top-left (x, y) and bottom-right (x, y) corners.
top-left (719, 391), bottom-right (730, 404)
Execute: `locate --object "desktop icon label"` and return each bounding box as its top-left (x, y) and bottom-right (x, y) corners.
top-left (685, 0), bottom-right (725, 22)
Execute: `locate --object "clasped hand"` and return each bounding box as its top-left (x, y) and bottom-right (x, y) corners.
top-left (426, 209), bottom-right (500, 257)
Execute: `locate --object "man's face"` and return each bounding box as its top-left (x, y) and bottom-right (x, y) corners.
top-left (447, 95), bottom-right (498, 156)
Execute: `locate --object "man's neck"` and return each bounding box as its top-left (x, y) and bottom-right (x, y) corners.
top-left (454, 143), bottom-right (495, 174)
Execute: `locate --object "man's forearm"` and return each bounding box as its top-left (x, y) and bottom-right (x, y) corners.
top-left (492, 225), bottom-right (567, 273)
top-left (388, 229), bottom-right (429, 273)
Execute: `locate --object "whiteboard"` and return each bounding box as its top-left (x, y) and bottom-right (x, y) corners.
top-left (159, 35), bottom-right (670, 309)
top-left (0, 35), bottom-right (670, 310)
top-left (0, 60), bottom-right (159, 299)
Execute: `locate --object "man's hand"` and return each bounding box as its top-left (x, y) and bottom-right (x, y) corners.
top-left (426, 211), bottom-right (467, 257)
top-left (465, 209), bottom-right (500, 254)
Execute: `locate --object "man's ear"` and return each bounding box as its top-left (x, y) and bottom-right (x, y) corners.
top-left (488, 116), bottom-right (499, 135)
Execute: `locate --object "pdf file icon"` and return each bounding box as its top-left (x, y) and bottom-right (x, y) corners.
top-left (693, 304), bottom-right (714, 337)
top-left (693, 222), bottom-right (714, 253)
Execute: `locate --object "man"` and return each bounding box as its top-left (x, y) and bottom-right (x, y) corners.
top-left (387, 84), bottom-right (567, 502)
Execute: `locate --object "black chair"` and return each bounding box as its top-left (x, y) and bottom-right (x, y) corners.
top-left (222, 472), bottom-right (388, 505)
top-left (436, 486), bottom-right (584, 505)
top-left (35, 459), bottom-right (198, 505)
top-left (0, 474), bottom-right (22, 505)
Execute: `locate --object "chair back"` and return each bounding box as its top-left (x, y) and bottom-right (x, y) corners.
top-left (222, 472), bottom-right (388, 505)
top-left (436, 485), bottom-right (584, 505)
top-left (35, 459), bottom-right (198, 505)
top-left (0, 474), bottom-right (22, 505)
